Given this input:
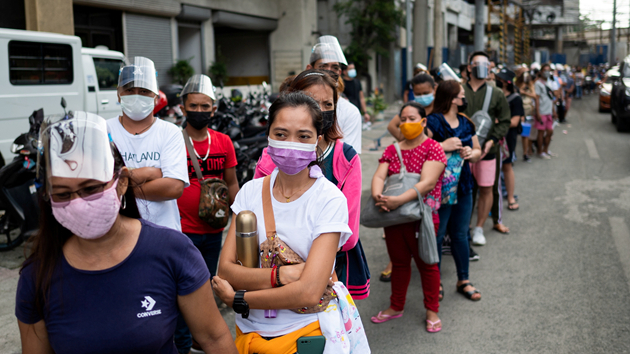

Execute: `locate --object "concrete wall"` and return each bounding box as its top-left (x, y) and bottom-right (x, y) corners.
top-left (25, 0), bottom-right (74, 35)
top-left (182, 0), bottom-right (278, 20)
top-left (74, 0), bottom-right (180, 16)
top-left (269, 0), bottom-right (317, 91)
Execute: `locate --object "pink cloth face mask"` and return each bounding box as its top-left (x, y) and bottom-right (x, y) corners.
top-left (50, 179), bottom-right (122, 240)
top-left (267, 138), bottom-right (317, 175)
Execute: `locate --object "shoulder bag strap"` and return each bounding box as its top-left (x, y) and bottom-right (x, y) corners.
top-left (506, 93), bottom-right (519, 103)
top-left (182, 130), bottom-right (204, 181)
top-left (482, 86), bottom-right (493, 113)
top-left (262, 175), bottom-right (276, 240)
top-left (394, 142), bottom-right (407, 175)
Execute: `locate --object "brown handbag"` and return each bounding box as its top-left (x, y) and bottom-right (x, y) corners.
top-left (260, 175), bottom-right (336, 314)
top-left (183, 130), bottom-right (229, 229)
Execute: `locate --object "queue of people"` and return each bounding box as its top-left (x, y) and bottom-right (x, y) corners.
top-left (14, 27), bottom-right (567, 352)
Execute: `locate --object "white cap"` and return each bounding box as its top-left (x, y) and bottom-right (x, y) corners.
top-left (181, 74), bottom-right (216, 101)
top-left (118, 56), bottom-right (159, 95)
top-left (556, 64), bottom-right (565, 70)
top-left (40, 112), bottom-right (114, 193)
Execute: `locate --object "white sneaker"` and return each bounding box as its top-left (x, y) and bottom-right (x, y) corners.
top-left (538, 152), bottom-right (551, 160)
top-left (472, 227), bottom-right (486, 246)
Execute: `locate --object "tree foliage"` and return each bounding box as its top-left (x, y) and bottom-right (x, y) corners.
top-left (334, 0), bottom-right (404, 74)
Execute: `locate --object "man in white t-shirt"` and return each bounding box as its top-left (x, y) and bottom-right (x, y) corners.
top-left (107, 57), bottom-right (189, 231)
top-left (306, 35), bottom-right (362, 153)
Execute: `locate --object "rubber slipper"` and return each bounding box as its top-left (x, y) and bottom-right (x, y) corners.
top-left (457, 282), bottom-right (481, 302)
top-left (438, 283), bottom-right (444, 302)
top-left (426, 319), bottom-right (442, 333)
top-left (379, 270), bottom-right (392, 282)
top-left (493, 224), bottom-right (510, 234)
top-left (371, 311), bottom-right (403, 324)
top-left (507, 202), bottom-right (519, 211)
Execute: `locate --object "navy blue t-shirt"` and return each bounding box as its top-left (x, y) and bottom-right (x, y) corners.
top-left (426, 112), bottom-right (476, 196)
top-left (15, 219), bottom-right (210, 354)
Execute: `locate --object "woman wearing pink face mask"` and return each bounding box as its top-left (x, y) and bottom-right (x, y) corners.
top-left (15, 112), bottom-right (237, 354)
top-left (254, 69), bottom-right (368, 300)
top-left (212, 92), bottom-right (369, 353)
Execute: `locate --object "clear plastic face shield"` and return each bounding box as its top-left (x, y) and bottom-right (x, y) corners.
top-left (117, 56), bottom-right (159, 95)
top-left (39, 112), bottom-right (115, 197)
top-left (470, 57), bottom-right (490, 79)
top-left (181, 74), bottom-right (216, 101)
top-left (310, 35), bottom-right (348, 71)
top-left (437, 63), bottom-right (460, 81)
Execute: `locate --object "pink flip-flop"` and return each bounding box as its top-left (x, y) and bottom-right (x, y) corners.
top-left (370, 311), bottom-right (403, 324)
top-left (426, 319), bottom-right (442, 333)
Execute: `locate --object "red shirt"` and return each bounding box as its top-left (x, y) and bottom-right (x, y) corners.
top-left (378, 138), bottom-right (446, 213)
top-left (177, 129), bottom-right (237, 234)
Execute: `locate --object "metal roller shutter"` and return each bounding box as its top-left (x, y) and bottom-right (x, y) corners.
top-left (124, 13), bottom-right (173, 86)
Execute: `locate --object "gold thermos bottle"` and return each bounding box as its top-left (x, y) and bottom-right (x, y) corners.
top-left (235, 211), bottom-right (259, 268)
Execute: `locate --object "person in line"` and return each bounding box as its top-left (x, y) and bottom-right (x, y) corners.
top-left (16, 112), bottom-right (237, 354)
top-left (175, 74), bottom-right (240, 354)
top-left (255, 70), bottom-right (368, 299)
top-left (342, 62), bottom-right (370, 122)
top-left (403, 63), bottom-right (429, 103)
top-left (370, 101), bottom-right (446, 332)
top-left (307, 35), bottom-right (362, 153)
top-left (494, 68), bottom-right (522, 223)
top-left (563, 66), bottom-right (575, 118)
top-left (426, 80), bottom-right (483, 302)
top-left (516, 69), bottom-right (538, 162)
top-left (459, 64), bottom-right (469, 85)
top-left (212, 92), bottom-right (369, 353)
top-left (464, 51), bottom-right (511, 245)
top-left (380, 73), bottom-right (438, 281)
top-left (107, 57), bottom-right (189, 231)
top-left (535, 63), bottom-right (555, 159)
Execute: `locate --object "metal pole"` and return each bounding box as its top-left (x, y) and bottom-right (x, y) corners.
top-left (608, 0), bottom-right (617, 66)
top-left (434, 0), bottom-right (443, 66)
top-left (406, 0), bottom-right (413, 81)
top-left (474, 0), bottom-right (485, 51)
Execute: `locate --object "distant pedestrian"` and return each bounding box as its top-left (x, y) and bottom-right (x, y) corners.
top-left (342, 62), bottom-right (370, 122)
top-left (370, 102), bottom-right (446, 333)
top-left (403, 63), bottom-right (428, 103)
top-left (535, 64), bottom-right (555, 159)
top-left (516, 70), bottom-right (537, 161)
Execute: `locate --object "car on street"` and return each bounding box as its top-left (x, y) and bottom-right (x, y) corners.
top-left (610, 57), bottom-right (630, 131)
top-left (599, 67), bottom-right (619, 112)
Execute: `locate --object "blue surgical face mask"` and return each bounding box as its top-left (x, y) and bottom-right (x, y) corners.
top-left (347, 69), bottom-right (357, 78)
top-left (414, 93), bottom-right (434, 107)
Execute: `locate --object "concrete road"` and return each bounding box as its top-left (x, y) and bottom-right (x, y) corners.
top-left (1, 94), bottom-right (629, 353)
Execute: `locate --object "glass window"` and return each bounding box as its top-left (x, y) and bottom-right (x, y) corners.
top-left (9, 41), bottom-right (73, 85)
top-left (93, 58), bottom-right (123, 90)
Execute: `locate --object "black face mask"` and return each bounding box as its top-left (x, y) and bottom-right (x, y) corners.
top-left (323, 69), bottom-right (339, 82)
top-left (457, 97), bottom-right (468, 113)
top-left (186, 111), bottom-right (213, 130)
top-left (321, 110), bottom-right (335, 133)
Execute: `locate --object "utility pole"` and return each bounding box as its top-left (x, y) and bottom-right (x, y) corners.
top-left (406, 0), bottom-right (413, 81)
top-left (433, 0), bottom-right (443, 67)
top-left (608, 0), bottom-right (617, 66)
top-left (474, 0), bottom-right (485, 51)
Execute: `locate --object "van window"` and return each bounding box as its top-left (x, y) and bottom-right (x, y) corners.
top-left (9, 41), bottom-right (73, 85)
top-left (94, 58), bottom-right (123, 90)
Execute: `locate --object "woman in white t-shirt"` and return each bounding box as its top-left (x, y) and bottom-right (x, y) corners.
top-left (212, 92), bottom-right (369, 353)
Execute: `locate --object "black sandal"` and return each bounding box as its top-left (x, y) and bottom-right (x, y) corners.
top-left (439, 283), bottom-right (444, 302)
top-left (457, 282), bottom-right (481, 301)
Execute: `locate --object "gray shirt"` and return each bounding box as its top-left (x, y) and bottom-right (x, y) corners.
top-left (535, 80), bottom-right (553, 115)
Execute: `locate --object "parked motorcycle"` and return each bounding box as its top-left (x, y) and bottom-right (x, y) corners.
top-left (0, 104), bottom-right (45, 251)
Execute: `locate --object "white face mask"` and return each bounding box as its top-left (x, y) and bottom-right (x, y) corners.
top-left (120, 94), bottom-right (155, 121)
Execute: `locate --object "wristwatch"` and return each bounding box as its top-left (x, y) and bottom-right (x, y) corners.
top-left (232, 290), bottom-right (249, 319)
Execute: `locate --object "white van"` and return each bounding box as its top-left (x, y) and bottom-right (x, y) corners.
top-left (0, 28), bottom-right (125, 159)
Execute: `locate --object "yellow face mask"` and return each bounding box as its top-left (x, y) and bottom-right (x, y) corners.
top-left (399, 119), bottom-right (426, 140)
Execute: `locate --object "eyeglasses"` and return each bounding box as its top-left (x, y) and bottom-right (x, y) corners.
top-left (50, 177), bottom-right (118, 205)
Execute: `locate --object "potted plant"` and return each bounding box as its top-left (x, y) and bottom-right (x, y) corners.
top-left (366, 88), bottom-right (387, 121)
top-left (168, 59), bottom-right (194, 85)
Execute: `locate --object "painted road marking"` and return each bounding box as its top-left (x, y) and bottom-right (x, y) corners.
top-left (585, 138), bottom-right (600, 159)
top-left (609, 217), bottom-right (630, 284)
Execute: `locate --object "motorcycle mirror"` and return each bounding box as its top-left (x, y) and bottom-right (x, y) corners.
top-left (61, 97), bottom-right (66, 109)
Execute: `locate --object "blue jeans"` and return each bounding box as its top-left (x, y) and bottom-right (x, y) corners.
top-left (174, 231), bottom-right (223, 354)
top-left (436, 192), bottom-right (473, 281)
top-left (575, 85), bottom-right (582, 99)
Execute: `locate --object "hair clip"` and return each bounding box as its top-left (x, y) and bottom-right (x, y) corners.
top-left (304, 72), bottom-right (325, 77)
